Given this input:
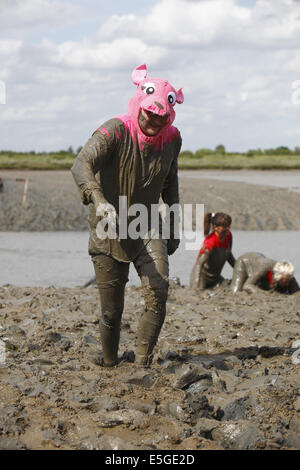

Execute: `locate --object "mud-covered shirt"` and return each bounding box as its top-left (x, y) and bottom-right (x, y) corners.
top-left (71, 117), bottom-right (182, 262)
top-left (196, 230), bottom-right (234, 284)
top-left (238, 252), bottom-right (299, 293)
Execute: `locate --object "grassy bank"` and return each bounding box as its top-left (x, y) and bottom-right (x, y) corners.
top-left (0, 151), bottom-right (76, 170)
top-left (178, 153), bottom-right (300, 169)
top-left (1, 149), bottom-right (300, 170)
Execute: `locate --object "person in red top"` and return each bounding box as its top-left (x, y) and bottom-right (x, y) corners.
top-left (231, 252), bottom-right (299, 294)
top-left (190, 212), bottom-right (236, 290)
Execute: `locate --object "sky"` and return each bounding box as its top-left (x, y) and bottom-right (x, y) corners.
top-left (0, 0), bottom-right (300, 153)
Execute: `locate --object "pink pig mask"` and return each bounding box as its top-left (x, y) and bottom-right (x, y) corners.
top-left (127, 64), bottom-right (184, 147)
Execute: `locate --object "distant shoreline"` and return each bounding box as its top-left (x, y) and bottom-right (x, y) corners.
top-left (1, 151), bottom-right (300, 170)
top-left (1, 169), bottom-right (300, 232)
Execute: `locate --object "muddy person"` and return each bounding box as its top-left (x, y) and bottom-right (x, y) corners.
top-left (190, 212), bottom-right (235, 290)
top-left (231, 252), bottom-right (300, 294)
top-left (71, 64), bottom-right (184, 367)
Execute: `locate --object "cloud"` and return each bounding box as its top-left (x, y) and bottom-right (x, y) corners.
top-left (97, 0), bottom-right (251, 47)
top-left (95, 0), bottom-right (300, 49)
top-left (1, 0), bottom-right (300, 152)
top-left (285, 127), bottom-right (300, 137)
top-left (0, 0), bottom-right (81, 34)
top-left (49, 38), bottom-right (167, 69)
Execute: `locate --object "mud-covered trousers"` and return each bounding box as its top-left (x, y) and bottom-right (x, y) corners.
top-left (91, 239), bottom-right (169, 366)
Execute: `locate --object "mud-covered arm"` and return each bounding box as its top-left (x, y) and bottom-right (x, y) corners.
top-left (227, 235), bottom-right (236, 268)
top-left (71, 129), bottom-right (114, 206)
top-left (193, 251), bottom-right (209, 289)
top-left (161, 136), bottom-right (181, 208)
top-left (243, 258), bottom-right (275, 293)
top-left (161, 134), bottom-right (181, 255)
top-left (228, 253), bottom-right (236, 268)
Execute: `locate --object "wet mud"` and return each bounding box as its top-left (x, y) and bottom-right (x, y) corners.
top-left (0, 283), bottom-right (299, 450)
top-left (179, 175), bottom-right (300, 231)
top-left (1, 170), bottom-right (300, 231)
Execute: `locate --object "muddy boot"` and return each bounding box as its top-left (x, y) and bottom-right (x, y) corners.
top-left (135, 307), bottom-right (166, 367)
top-left (133, 239), bottom-right (169, 367)
top-left (99, 318), bottom-right (120, 367)
top-left (135, 352), bottom-right (154, 367)
top-left (135, 326), bottom-right (155, 367)
top-left (135, 324), bottom-right (161, 368)
top-left (90, 351), bottom-right (117, 368)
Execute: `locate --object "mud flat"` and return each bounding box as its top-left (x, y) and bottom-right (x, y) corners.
top-left (0, 283), bottom-right (299, 450)
top-left (1, 170), bottom-right (300, 231)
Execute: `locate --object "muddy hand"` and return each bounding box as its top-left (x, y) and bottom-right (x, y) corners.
top-left (243, 283), bottom-right (260, 294)
top-left (96, 202), bottom-right (118, 230)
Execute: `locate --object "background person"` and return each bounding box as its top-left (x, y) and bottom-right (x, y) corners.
top-left (190, 212), bottom-right (235, 290)
top-left (231, 252), bottom-right (299, 294)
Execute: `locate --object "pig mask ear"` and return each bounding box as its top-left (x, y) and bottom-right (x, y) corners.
top-left (132, 64), bottom-right (148, 86)
top-left (176, 88), bottom-right (184, 104)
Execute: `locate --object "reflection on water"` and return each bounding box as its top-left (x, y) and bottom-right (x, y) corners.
top-left (0, 231), bottom-right (299, 288)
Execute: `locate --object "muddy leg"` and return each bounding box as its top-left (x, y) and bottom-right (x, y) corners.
top-left (231, 257), bottom-right (247, 293)
top-left (134, 240), bottom-right (169, 366)
top-left (198, 273), bottom-right (206, 290)
top-left (92, 254), bottom-right (129, 366)
top-left (190, 262), bottom-right (206, 290)
top-left (189, 263), bottom-right (198, 288)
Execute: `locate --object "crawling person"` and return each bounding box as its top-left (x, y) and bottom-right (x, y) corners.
top-left (71, 64), bottom-right (184, 367)
top-left (190, 212), bottom-right (235, 290)
top-left (231, 252), bottom-right (300, 294)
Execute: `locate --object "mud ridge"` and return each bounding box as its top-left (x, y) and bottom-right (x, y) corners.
top-left (1, 170), bottom-right (300, 231)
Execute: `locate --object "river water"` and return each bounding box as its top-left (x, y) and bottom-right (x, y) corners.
top-left (179, 169), bottom-right (300, 193)
top-left (0, 230), bottom-right (299, 288)
top-left (1, 170), bottom-right (299, 288)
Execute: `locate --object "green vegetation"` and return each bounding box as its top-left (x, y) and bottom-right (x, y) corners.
top-left (0, 150), bottom-right (77, 170)
top-left (1, 145), bottom-right (300, 170)
top-left (178, 145), bottom-right (300, 169)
